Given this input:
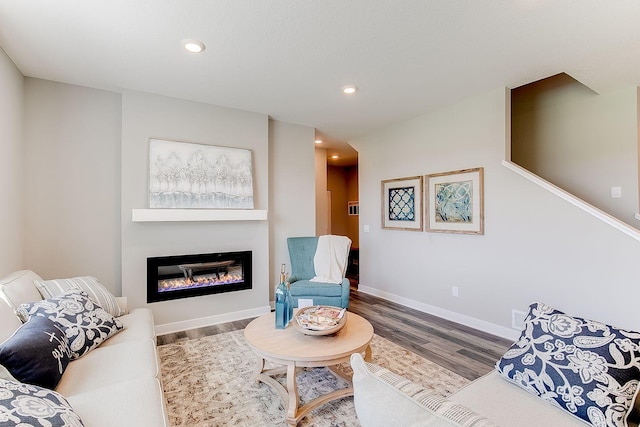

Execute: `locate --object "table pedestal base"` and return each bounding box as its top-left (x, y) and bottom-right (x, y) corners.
top-left (254, 345), bottom-right (372, 427)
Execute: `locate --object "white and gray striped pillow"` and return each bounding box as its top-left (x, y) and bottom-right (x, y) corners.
top-left (363, 360), bottom-right (497, 427)
top-left (34, 276), bottom-right (124, 317)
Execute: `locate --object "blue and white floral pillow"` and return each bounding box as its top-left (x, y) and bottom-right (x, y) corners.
top-left (17, 289), bottom-right (123, 360)
top-left (496, 302), bottom-right (640, 427)
top-left (0, 378), bottom-right (84, 426)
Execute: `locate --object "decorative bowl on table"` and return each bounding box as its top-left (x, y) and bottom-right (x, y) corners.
top-left (293, 305), bottom-right (347, 336)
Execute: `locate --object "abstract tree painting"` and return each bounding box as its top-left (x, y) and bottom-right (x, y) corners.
top-left (149, 139), bottom-right (254, 209)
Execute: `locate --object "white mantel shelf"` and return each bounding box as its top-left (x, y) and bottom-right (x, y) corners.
top-left (131, 209), bottom-right (268, 222)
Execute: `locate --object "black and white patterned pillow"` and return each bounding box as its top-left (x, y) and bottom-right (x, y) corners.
top-left (0, 316), bottom-right (72, 389)
top-left (17, 290), bottom-right (124, 360)
top-left (496, 302), bottom-right (640, 427)
top-left (0, 378), bottom-right (84, 426)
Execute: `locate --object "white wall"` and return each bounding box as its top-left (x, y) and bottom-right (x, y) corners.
top-left (0, 48), bottom-right (24, 274)
top-left (353, 87), bottom-right (640, 339)
top-left (22, 79), bottom-right (122, 292)
top-left (120, 90), bottom-right (270, 329)
top-left (268, 120), bottom-right (316, 300)
top-left (512, 76), bottom-right (639, 225)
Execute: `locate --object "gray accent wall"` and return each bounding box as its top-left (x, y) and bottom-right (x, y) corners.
top-left (23, 79), bottom-right (121, 290)
top-left (120, 90), bottom-right (270, 326)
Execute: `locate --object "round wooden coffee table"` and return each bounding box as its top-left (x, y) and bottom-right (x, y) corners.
top-left (244, 310), bottom-right (374, 427)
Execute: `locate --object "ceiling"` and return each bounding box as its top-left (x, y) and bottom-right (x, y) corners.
top-left (2, 1), bottom-right (640, 167)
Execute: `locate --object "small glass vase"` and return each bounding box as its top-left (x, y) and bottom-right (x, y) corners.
top-left (275, 264), bottom-right (292, 329)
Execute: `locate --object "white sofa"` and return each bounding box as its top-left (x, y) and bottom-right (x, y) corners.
top-left (352, 302), bottom-right (640, 427)
top-left (351, 354), bottom-right (587, 426)
top-left (0, 270), bottom-right (168, 427)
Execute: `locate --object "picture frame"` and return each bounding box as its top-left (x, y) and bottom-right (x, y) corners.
top-left (381, 176), bottom-right (423, 231)
top-left (149, 138), bottom-right (254, 209)
top-left (348, 201), bottom-right (359, 216)
top-left (426, 167), bottom-right (484, 235)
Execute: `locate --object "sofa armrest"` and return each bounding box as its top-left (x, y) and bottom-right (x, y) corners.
top-left (350, 353), bottom-right (497, 427)
top-left (115, 297), bottom-right (128, 315)
top-left (0, 270), bottom-right (44, 310)
top-left (0, 297), bottom-right (22, 343)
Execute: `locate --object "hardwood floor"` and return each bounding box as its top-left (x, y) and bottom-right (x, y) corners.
top-left (156, 288), bottom-right (513, 381)
top-left (347, 290), bottom-right (512, 380)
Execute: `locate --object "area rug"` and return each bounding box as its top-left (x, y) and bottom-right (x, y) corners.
top-left (158, 330), bottom-right (468, 427)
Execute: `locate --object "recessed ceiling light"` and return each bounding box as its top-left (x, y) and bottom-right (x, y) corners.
top-left (342, 85), bottom-right (358, 95)
top-left (331, 155), bottom-right (339, 159)
top-left (183, 39), bottom-right (205, 53)
top-left (315, 139), bottom-right (323, 144)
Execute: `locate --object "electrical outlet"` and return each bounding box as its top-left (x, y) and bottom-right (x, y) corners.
top-left (452, 286), bottom-right (459, 297)
top-left (512, 309), bottom-right (527, 330)
top-left (611, 186), bottom-right (622, 198)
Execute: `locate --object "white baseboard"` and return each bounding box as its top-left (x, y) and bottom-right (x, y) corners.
top-left (154, 305), bottom-right (271, 336)
top-left (357, 285), bottom-right (520, 341)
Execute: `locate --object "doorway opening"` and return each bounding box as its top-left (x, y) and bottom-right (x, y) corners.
top-left (314, 136), bottom-right (359, 287)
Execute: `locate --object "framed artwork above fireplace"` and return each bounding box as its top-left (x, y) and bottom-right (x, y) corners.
top-left (148, 138), bottom-right (254, 209)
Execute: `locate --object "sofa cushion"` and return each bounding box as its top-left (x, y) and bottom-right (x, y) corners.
top-left (496, 302), bottom-right (640, 427)
top-left (66, 377), bottom-right (167, 427)
top-left (35, 276), bottom-right (124, 317)
top-left (98, 308), bottom-right (156, 347)
top-left (0, 316), bottom-right (71, 389)
top-left (17, 290), bottom-right (123, 360)
top-left (56, 339), bottom-right (160, 396)
top-left (350, 353), bottom-right (497, 427)
top-left (0, 298), bottom-right (21, 344)
top-left (0, 270), bottom-right (43, 310)
top-left (0, 378), bottom-right (84, 426)
top-left (450, 371), bottom-right (587, 427)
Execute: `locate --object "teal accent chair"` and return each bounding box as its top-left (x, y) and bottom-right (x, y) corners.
top-left (287, 236), bottom-right (350, 308)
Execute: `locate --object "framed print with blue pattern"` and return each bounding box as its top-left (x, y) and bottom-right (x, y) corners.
top-left (426, 167), bottom-right (484, 235)
top-left (381, 176), bottom-right (423, 231)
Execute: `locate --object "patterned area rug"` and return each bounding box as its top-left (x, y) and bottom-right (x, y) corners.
top-left (158, 330), bottom-right (468, 426)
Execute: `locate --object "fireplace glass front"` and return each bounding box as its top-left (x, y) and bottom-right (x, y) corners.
top-left (147, 251), bottom-right (252, 303)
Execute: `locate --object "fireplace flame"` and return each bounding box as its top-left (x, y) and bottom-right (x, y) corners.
top-left (159, 273), bottom-right (243, 292)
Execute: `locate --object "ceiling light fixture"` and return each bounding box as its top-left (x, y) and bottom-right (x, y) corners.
top-left (183, 39), bottom-right (205, 53)
top-left (315, 139), bottom-right (323, 144)
top-left (331, 155), bottom-right (339, 159)
top-left (342, 85), bottom-right (358, 95)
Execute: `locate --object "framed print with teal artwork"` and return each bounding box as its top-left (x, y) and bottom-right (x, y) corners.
top-left (426, 167), bottom-right (484, 235)
top-left (381, 176), bottom-right (423, 231)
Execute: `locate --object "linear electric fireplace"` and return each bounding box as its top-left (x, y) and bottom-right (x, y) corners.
top-left (147, 251), bottom-right (252, 303)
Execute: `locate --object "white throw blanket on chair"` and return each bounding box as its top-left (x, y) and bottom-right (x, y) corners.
top-left (311, 235), bottom-right (352, 284)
